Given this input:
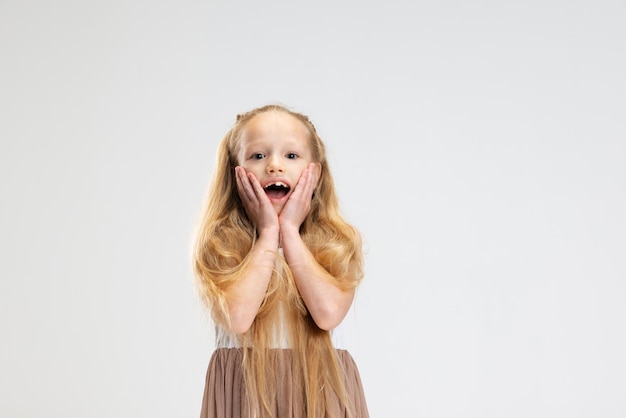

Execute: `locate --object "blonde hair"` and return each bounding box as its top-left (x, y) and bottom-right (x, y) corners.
top-left (193, 104), bottom-right (363, 417)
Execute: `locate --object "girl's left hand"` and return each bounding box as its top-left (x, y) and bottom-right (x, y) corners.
top-left (279, 163), bottom-right (320, 229)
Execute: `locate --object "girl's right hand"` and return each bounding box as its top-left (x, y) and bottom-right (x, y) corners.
top-left (234, 166), bottom-right (279, 233)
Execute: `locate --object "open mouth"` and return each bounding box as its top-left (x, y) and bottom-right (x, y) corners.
top-left (264, 181), bottom-right (290, 199)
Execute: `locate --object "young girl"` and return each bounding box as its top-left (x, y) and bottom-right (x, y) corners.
top-left (193, 104), bottom-right (369, 418)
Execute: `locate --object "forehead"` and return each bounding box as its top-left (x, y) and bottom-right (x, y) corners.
top-left (239, 111), bottom-right (311, 148)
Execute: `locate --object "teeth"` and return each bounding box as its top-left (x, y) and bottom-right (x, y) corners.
top-left (266, 182), bottom-right (287, 188)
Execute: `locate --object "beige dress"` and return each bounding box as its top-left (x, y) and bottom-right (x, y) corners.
top-left (199, 321), bottom-right (369, 418)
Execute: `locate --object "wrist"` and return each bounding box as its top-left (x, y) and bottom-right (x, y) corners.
top-left (279, 218), bottom-right (300, 230)
top-left (258, 226), bottom-right (280, 246)
top-left (279, 223), bottom-right (301, 241)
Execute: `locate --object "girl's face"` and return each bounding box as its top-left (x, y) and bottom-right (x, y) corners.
top-left (236, 111), bottom-right (317, 214)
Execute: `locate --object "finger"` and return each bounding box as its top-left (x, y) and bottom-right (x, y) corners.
top-left (290, 167), bottom-right (310, 199)
top-left (307, 163), bottom-right (320, 189)
top-left (297, 164), bottom-right (316, 199)
top-left (235, 167), bottom-right (257, 203)
top-left (247, 172), bottom-right (266, 198)
top-left (247, 172), bottom-right (277, 216)
top-left (234, 167), bottom-right (248, 198)
top-left (248, 173), bottom-right (274, 212)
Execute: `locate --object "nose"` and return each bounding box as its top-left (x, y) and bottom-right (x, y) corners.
top-left (266, 155), bottom-right (284, 174)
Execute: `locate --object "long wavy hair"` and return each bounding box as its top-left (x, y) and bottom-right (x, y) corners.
top-left (193, 104), bottom-right (364, 417)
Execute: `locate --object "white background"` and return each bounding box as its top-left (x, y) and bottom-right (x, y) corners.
top-left (1, 1), bottom-right (625, 417)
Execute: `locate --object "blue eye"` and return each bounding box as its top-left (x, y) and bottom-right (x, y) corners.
top-left (286, 153), bottom-right (298, 159)
top-left (252, 153), bottom-right (264, 160)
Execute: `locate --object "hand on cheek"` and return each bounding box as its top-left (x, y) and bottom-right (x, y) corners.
top-left (234, 166), bottom-right (278, 232)
top-left (280, 163), bottom-right (319, 229)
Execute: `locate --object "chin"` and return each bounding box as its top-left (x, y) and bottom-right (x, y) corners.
top-left (272, 203), bottom-right (285, 214)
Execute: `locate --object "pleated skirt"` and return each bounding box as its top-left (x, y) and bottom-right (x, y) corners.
top-left (200, 348), bottom-right (369, 418)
